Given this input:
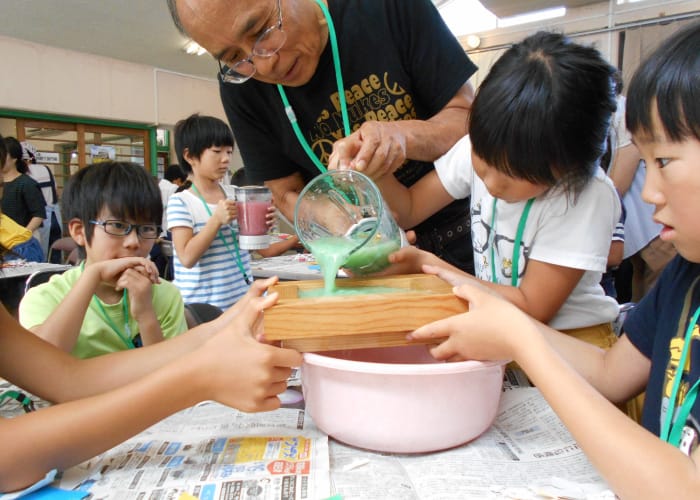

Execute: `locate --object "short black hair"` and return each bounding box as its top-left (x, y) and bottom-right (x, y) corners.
top-left (0, 133), bottom-right (6, 167)
top-left (174, 113), bottom-right (234, 174)
top-left (62, 161), bottom-right (162, 245)
top-left (470, 31), bottom-right (616, 196)
top-left (3, 136), bottom-right (28, 174)
top-left (166, 0), bottom-right (188, 37)
top-left (165, 163), bottom-right (187, 182)
top-left (0, 134), bottom-right (6, 259)
top-left (626, 21), bottom-right (700, 144)
top-left (230, 168), bottom-right (249, 186)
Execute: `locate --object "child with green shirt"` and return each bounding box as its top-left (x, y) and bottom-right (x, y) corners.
top-left (20, 161), bottom-right (187, 358)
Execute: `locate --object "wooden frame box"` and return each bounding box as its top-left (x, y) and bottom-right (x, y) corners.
top-left (263, 274), bottom-right (467, 352)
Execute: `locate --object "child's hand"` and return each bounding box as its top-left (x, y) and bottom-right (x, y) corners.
top-left (116, 267), bottom-right (158, 322)
top-left (422, 264), bottom-right (475, 287)
top-left (265, 205), bottom-right (276, 231)
top-left (382, 246), bottom-right (441, 275)
top-left (193, 289), bottom-right (302, 412)
top-left (214, 199), bottom-right (237, 226)
top-left (218, 276), bottom-right (279, 327)
top-left (408, 280), bottom-right (531, 363)
top-left (91, 257), bottom-right (160, 288)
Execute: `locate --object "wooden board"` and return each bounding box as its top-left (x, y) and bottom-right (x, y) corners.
top-left (263, 274), bottom-right (467, 352)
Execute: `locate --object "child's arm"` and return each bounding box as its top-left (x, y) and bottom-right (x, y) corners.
top-left (482, 259), bottom-right (585, 324)
top-left (412, 255), bottom-right (583, 325)
top-left (409, 280), bottom-right (700, 499)
top-left (24, 257), bottom-right (159, 352)
top-left (608, 143), bottom-right (641, 196)
top-left (256, 235), bottom-right (302, 258)
top-left (375, 170), bottom-right (454, 230)
top-left (171, 199), bottom-right (237, 268)
top-left (608, 239), bottom-right (624, 269)
top-left (0, 278), bottom-right (302, 493)
top-left (381, 245), bottom-right (471, 279)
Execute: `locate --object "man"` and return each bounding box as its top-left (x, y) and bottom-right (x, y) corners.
top-left (167, 0), bottom-right (477, 272)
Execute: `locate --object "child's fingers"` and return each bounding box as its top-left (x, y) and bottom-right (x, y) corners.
top-left (429, 338), bottom-right (461, 361)
top-left (130, 262), bottom-right (160, 283)
top-left (233, 293), bottom-right (279, 334)
top-left (407, 316), bottom-right (453, 342)
top-left (404, 230), bottom-right (417, 245)
top-left (452, 279), bottom-right (504, 305)
top-left (422, 264), bottom-right (466, 287)
top-left (249, 276), bottom-right (279, 296)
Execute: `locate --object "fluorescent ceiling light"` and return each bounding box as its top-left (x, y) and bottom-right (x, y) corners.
top-left (437, 0), bottom-right (497, 36)
top-left (183, 40), bottom-right (208, 56)
top-left (497, 6), bottom-right (567, 28)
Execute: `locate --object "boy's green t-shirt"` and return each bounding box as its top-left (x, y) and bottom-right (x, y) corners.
top-left (19, 266), bottom-right (188, 358)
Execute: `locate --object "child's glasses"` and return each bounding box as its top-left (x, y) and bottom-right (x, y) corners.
top-left (90, 220), bottom-right (161, 239)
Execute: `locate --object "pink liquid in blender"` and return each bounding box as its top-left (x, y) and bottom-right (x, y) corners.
top-left (237, 201), bottom-right (270, 235)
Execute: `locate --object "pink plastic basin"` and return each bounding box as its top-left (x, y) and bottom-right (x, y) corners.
top-left (302, 345), bottom-right (506, 453)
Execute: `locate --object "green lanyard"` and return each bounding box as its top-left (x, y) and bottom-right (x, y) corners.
top-left (661, 305), bottom-right (700, 447)
top-left (277, 0), bottom-right (350, 174)
top-left (489, 197), bottom-right (535, 287)
top-left (190, 183), bottom-right (251, 285)
top-left (82, 263), bottom-right (135, 349)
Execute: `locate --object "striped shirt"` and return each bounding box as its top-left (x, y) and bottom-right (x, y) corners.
top-left (166, 186), bottom-right (251, 309)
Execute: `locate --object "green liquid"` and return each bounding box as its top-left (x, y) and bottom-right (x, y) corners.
top-left (307, 237), bottom-right (357, 294)
top-left (343, 239), bottom-right (401, 274)
top-left (307, 236), bottom-right (400, 293)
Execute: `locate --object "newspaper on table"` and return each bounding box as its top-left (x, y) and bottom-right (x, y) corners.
top-left (1, 378), bottom-right (614, 499)
top-left (56, 402), bottom-right (331, 500)
top-left (329, 387), bottom-right (614, 500)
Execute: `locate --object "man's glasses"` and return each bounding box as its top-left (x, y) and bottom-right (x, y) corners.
top-left (90, 220), bottom-right (161, 239)
top-left (218, 0), bottom-right (286, 84)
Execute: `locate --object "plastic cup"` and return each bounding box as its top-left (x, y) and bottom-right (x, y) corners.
top-left (235, 186), bottom-right (272, 250)
top-left (294, 170), bottom-right (406, 276)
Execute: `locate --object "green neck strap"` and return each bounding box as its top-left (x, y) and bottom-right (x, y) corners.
top-left (662, 304), bottom-right (700, 446)
top-left (82, 262), bottom-right (135, 349)
top-left (490, 197), bottom-right (535, 287)
top-left (190, 183), bottom-right (251, 285)
top-left (277, 0), bottom-right (350, 174)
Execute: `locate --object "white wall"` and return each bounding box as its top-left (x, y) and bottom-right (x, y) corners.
top-left (0, 34), bottom-right (246, 171)
top-left (0, 35), bottom-right (226, 126)
top-left (460, 0), bottom-right (699, 87)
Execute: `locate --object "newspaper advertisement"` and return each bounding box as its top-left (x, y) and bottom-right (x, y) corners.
top-left (56, 403), bottom-right (331, 500)
top-left (329, 388), bottom-right (613, 500)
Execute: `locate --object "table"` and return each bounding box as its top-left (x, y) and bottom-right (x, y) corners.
top-left (0, 262), bottom-right (73, 316)
top-left (0, 379), bottom-right (612, 499)
top-left (251, 254), bottom-right (327, 281)
top-left (0, 261), bottom-right (72, 280)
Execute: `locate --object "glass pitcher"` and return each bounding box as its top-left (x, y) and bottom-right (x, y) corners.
top-left (294, 170), bottom-right (407, 275)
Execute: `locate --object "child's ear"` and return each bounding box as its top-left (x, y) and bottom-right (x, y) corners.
top-left (182, 148), bottom-right (199, 166)
top-left (68, 218), bottom-right (87, 247)
top-left (182, 147), bottom-right (195, 165)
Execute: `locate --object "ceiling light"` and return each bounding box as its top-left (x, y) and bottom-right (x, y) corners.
top-left (498, 7), bottom-right (566, 28)
top-left (183, 40), bottom-right (207, 56)
top-left (466, 34), bottom-right (481, 49)
top-left (437, 0), bottom-right (497, 36)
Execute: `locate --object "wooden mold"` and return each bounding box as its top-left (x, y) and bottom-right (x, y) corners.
top-left (263, 274), bottom-right (468, 352)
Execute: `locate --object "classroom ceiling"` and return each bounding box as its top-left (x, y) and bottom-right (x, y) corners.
top-left (478, 0), bottom-right (601, 18)
top-left (0, 0), bottom-right (604, 81)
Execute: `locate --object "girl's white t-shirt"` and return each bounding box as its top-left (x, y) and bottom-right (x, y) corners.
top-left (167, 185), bottom-right (252, 310)
top-left (435, 135), bottom-right (621, 330)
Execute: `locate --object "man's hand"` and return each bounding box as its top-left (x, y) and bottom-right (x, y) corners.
top-left (328, 121), bottom-right (406, 179)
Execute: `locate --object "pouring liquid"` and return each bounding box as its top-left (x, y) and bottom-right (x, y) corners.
top-left (306, 237), bottom-right (357, 294)
top-left (306, 236), bottom-right (402, 295)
